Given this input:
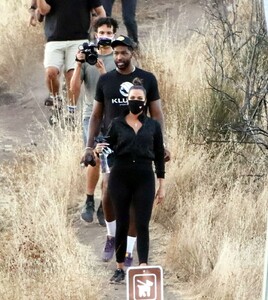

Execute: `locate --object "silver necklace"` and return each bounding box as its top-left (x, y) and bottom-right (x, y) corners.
top-left (116, 65), bottom-right (136, 74)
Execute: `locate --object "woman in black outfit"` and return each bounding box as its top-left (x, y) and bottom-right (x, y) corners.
top-left (95, 78), bottom-right (165, 283)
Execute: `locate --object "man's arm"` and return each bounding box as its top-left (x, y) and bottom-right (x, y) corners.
top-left (28, 0), bottom-right (37, 26)
top-left (70, 50), bottom-right (86, 105)
top-left (81, 100), bottom-right (104, 166)
top-left (93, 5), bottom-right (106, 19)
top-left (90, 5), bottom-right (106, 27)
top-left (36, 0), bottom-right (51, 15)
top-left (149, 99), bottom-right (171, 162)
top-left (149, 99), bottom-right (165, 133)
top-left (86, 100), bottom-right (104, 148)
top-left (30, 0), bottom-right (37, 8)
top-left (70, 63), bottom-right (83, 105)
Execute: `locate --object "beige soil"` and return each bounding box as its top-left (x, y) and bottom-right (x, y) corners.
top-left (0, 0), bottom-right (203, 298)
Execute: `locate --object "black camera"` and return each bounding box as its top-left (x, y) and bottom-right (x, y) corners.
top-left (79, 42), bottom-right (98, 65)
top-left (84, 154), bottom-right (96, 167)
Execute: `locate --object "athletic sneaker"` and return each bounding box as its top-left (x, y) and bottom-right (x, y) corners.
top-left (96, 205), bottom-right (105, 227)
top-left (124, 252), bottom-right (133, 267)
top-left (44, 95), bottom-right (62, 108)
top-left (81, 201), bottom-right (95, 223)
top-left (44, 95), bottom-right (54, 106)
top-left (110, 268), bottom-right (125, 283)
top-left (102, 236), bottom-right (115, 262)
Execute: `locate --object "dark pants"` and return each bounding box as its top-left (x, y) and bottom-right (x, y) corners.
top-left (102, 0), bottom-right (138, 43)
top-left (108, 162), bottom-right (155, 264)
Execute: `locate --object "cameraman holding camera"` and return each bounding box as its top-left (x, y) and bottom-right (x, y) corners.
top-left (70, 17), bottom-right (118, 227)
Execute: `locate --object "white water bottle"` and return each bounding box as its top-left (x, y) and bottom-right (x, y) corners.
top-left (99, 147), bottom-right (113, 173)
top-left (99, 152), bottom-right (110, 173)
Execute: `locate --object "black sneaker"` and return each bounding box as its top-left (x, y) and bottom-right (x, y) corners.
top-left (96, 205), bottom-right (105, 227)
top-left (45, 95), bottom-right (63, 109)
top-left (81, 201), bottom-right (95, 223)
top-left (110, 269), bottom-right (125, 284)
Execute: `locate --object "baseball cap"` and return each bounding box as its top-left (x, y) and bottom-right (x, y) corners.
top-left (111, 35), bottom-right (134, 49)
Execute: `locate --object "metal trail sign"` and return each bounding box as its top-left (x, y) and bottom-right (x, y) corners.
top-left (127, 266), bottom-right (164, 300)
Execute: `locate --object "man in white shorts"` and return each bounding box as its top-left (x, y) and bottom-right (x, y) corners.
top-left (36, 0), bottom-right (105, 108)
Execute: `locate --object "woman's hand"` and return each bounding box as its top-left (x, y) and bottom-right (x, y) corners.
top-left (155, 179), bottom-right (165, 205)
top-left (95, 142), bottom-right (110, 154)
top-left (164, 147), bottom-right (171, 162)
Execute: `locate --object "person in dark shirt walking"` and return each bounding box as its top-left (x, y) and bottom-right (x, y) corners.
top-left (95, 78), bottom-right (165, 283)
top-left (36, 0), bottom-right (105, 107)
top-left (102, 0), bottom-right (139, 46)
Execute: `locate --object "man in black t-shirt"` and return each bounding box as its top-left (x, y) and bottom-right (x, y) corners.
top-left (82, 35), bottom-right (170, 264)
top-left (36, 0), bottom-right (105, 106)
top-left (95, 65), bottom-right (160, 134)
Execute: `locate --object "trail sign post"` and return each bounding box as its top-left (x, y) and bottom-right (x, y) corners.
top-left (127, 266), bottom-right (164, 300)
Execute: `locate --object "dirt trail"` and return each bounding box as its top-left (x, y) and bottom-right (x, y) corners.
top-left (72, 192), bottom-right (180, 299)
top-left (0, 1), bottom-right (203, 298)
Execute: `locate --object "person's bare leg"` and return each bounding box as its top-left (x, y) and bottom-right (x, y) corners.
top-left (128, 204), bottom-right (136, 236)
top-left (45, 66), bottom-right (60, 96)
top-left (102, 173), bottom-right (117, 261)
top-left (124, 204), bottom-right (137, 267)
top-left (102, 173), bottom-right (115, 222)
top-left (65, 69), bottom-right (77, 105)
top-left (86, 160), bottom-right (100, 195)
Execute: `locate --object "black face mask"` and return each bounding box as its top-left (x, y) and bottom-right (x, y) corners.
top-left (128, 100), bottom-right (145, 115)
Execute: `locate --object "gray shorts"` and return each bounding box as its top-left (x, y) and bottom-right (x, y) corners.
top-left (44, 40), bottom-right (88, 72)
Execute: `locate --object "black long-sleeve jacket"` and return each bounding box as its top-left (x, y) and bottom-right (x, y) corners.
top-left (106, 113), bottom-right (165, 178)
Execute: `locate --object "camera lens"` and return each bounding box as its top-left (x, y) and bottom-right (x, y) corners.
top-left (86, 54), bottom-right (98, 65)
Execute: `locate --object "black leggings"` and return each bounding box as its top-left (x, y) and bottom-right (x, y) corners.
top-left (108, 162), bottom-right (155, 264)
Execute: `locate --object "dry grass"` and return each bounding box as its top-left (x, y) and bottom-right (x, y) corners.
top-left (143, 6), bottom-right (267, 300)
top-left (0, 0), bottom-right (44, 90)
top-left (0, 125), bottom-right (105, 299)
top-left (159, 139), bottom-right (266, 299)
top-left (0, 1), bottom-right (267, 299)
